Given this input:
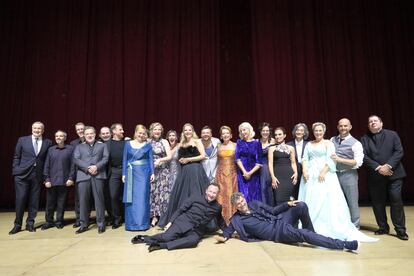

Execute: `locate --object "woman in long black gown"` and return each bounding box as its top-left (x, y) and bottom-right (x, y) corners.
top-left (158, 123), bottom-right (210, 227)
top-left (268, 127), bottom-right (298, 205)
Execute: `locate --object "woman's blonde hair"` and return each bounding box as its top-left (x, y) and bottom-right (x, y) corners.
top-left (219, 125), bottom-right (232, 136)
top-left (180, 123), bottom-right (199, 145)
top-left (238, 122), bottom-right (255, 140)
top-left (149, 122), bottom-right (164, 139)
top-left (312, 122), bottom-right (326, 132)
top-left (134, 124), bottom-right (147, 139)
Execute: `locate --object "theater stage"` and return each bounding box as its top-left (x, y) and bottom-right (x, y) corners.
top-left (1, 207), bottom-right (413, 276)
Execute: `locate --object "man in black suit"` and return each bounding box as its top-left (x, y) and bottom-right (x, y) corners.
top-left (9, 121), bottom-right (52, 234)
top-left (214, 193), bottom-right (359, 252)
top-left (361, 115), bottom-right (408, 240)
top-left (131, 184), bottom-right (226, 252)
top-left (287, 123), bottom-right (309, 199)
top-left (73, 126), bottom-right (109, 234)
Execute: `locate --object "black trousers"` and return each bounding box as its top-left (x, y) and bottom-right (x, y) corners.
top-left (106, 167), bottom-right (123, 224)
top-left (14, 170), bottom-right (41, 227)
top-left (144, 223), bottom-right (202, 250)
top-left (368, 175), bottom-right (406, 232)
top-left (45, 186), bottom-right (68, 224)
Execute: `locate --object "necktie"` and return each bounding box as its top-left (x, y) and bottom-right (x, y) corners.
top-left (34, 138), bottom-right (39, 155)
top-left (339, 138), bottom-right (344, 145)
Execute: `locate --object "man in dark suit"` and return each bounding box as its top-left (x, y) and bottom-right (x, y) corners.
top-left (70, 122), bottom-right (86, 228)
top-left (287, 123), bottom-right (309, 199)
top-left (10, 121), bottom-right (52, 234)
top-left (73, 126), bottom-right (109, 234)
top-left (131, 184), bottom-right (226, 252)
top-left (214, 193), bottom-right (359, 252)
top-left (361, 115), bottom-right (408, 240)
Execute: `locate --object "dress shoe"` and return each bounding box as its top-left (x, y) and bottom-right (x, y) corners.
top-left (73, 222), bottom-right (81, 228)
top-left (55, 223), bottom-right (64, 229)
top-left (75, 226), bottom-right (88, 234)
top-left (148, 243), bottom-right (162, 252)
top-left (131, 235), bottom-right (147, 244)
top-left (374, 228), bottom-right (390, 235)
top-left (26, 224), bottom-right (36, 232)
top-left (98, 226), bottom-right (106, 234)
top-left (41, 223), bottom-right (55, 230)
top-left (396, 231), bottom-right (409, 241)
top-left (112, 223), bottom-right (122, 229)
top-left (344, 240), bottom-right (359, 252)
top-left (9, 226), bottom-right (21, 235)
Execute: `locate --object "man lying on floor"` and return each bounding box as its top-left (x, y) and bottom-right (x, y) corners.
top-left (214, 192), bottom-right (359, 252)
top-left (131, 183), bottom-right (226, 252)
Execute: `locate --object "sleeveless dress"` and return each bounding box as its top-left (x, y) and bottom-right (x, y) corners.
top-left (158, 145), bottom-right (210, 227)
top-left (122, 141), bottom-right (154, 231)
top-left (298, 140), bottom-right (378, 242)
top-left (235, 139), bottom-right (262, 203)
top-left (260, 144), bottom-right (274, 206)
top-left (169, 147), bottom-right (180, 189)
top-left (150, 139), bottom-right (171, 218)
top-left (272, 144), bottom-right (295, 205)
top-left (216, 146), bottom-right (238, 224)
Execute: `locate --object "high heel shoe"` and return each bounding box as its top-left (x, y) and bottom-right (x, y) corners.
top-left (151, 217), bottom-right (158, 227)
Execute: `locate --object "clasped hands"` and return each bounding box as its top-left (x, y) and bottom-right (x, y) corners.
top-left (242, 171), bottom-right (252, 180)
top-left (377, 164), bottom-right (393, 176)
top-left (302, 171), bottom-right (326, 183)
top-left (87, 165), bottom-right (98, 175)
top-left (44, 180), bottom-right (74, 188)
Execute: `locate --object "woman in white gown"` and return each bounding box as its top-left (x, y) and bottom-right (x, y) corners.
top-left (298, 122), bottom-right (377, 242)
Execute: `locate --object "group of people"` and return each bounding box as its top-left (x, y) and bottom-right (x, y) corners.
top-left (9, 115), bottom-right (408, 251)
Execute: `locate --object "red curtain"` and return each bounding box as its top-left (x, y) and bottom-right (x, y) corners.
top-left (1, 0), bottom-right (413, 207)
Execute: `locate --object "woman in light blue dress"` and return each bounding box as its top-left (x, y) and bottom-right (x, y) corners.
top-left (122, 124), bottom-right (154, 231)
top-left (299, 122), bottom-right (377, 242)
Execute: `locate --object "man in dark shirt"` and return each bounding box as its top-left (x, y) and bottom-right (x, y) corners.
top-left (215, 193), bottom-right (359, 252)
top-left (105, 123), bottom-right (126, 228)
top-left (99, 126), bottom-right (111, 142)
top-left (42, 130), bottom-right (75, 230)
top-left (131, 184), bottom-right (226, 252)
top-left (70, 122), bottom-right (86, 228)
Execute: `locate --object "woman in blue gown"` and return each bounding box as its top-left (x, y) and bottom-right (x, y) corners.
top-left (298, 122), bottom-right (377, 242)
top-left (235, 122), bottom-right (262, 203)
top-left (122, 124), bottom-right (154, 231)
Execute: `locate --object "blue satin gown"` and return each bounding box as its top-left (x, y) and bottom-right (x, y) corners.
top-left (122, 141), bottom-right (154, 231)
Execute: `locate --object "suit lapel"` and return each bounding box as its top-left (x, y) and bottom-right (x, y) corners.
top-left (26, 136), bottom-right (37, 156)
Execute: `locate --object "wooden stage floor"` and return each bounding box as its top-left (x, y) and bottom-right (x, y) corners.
top-left (1, 206), bottom-right (413, 276)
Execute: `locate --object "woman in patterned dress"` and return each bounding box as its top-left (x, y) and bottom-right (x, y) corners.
top-left (149, 123), bottom-right (172, 227)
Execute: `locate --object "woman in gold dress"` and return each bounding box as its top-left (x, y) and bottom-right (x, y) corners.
top-left (215, 126), bottom-right (238, 224)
